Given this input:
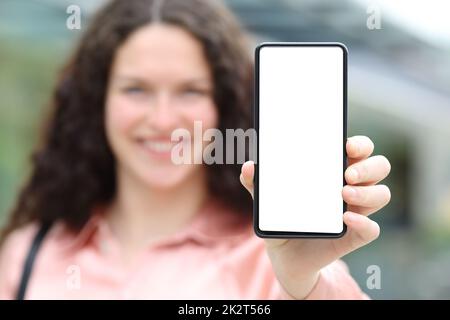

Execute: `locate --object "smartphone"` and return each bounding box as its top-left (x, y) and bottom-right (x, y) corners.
top-left (254, 42), bottom-right (347, 238)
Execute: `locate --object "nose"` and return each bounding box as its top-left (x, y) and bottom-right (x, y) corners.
top-left (147, 91), bottom-right (178, 133)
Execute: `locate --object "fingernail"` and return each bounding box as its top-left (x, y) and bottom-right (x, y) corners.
top-left (354, 142), bottom-right (361, 155)
top-left (346, 186), bottom-right (357, 198)
top-left (347, 168), bottom-right (359, 183)
top-left (348, 138), bottom-right (360, 153)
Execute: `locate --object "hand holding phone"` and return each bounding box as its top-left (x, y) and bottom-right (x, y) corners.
top-left (239, 42), bottom-right (391, 299)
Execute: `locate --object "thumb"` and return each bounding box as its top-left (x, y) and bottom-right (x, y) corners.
top-left (240, 161), bottom-right (255, 198)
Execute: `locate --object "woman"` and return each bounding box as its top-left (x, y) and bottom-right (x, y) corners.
top-left (0, 0), bottom-right (391, 299)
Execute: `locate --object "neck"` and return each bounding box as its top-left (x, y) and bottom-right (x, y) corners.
top-left (105, 167), bottom-right (208, 258)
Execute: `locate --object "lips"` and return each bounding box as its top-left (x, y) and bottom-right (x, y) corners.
top-left (142, 140), bottom-right (174, 153)
top-left (136, 136), bottom-right (185, 161)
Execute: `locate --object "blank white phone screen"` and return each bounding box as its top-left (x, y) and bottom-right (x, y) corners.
top-left (258, 44), bottom-right (345, 234)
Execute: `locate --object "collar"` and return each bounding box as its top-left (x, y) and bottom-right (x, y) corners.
top-left (54, 199), bottom-right (253, 255)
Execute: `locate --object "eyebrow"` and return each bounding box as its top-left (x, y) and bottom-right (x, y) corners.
top-left (112, 75), bottom-right (212, 86)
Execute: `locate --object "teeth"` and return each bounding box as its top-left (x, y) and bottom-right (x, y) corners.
top-left (143, 141), bottom-right (174, 153)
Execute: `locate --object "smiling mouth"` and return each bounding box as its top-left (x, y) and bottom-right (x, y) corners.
top-left (137, 137), bottom-right (185, 159)
top-left (143, 140), bottom-right (174, 153)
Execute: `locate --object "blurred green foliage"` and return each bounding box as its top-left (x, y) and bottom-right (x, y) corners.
top-left (0, 37), bottom-right (72, 224)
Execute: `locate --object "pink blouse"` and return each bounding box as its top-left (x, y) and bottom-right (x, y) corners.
top-left (0, 200), bottom-right (368, 299)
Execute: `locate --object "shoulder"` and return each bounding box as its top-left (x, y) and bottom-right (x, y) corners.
top-left (0, 220), bottom-right (76, 299)
top-left (0, 222), bottom-right (40, 266)
top-left (0, 222), bottom-right (40, 299)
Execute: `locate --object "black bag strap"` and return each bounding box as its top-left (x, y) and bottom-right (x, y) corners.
top-left (16, 222), bottom-right (52, 300)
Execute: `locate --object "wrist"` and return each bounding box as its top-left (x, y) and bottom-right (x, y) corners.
top-left (282, 271), bottom-right (321, 300)
top-left (298, 271), bottom-right (321, 299)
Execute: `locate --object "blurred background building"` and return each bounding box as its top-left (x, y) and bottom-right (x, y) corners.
top-left (1, 0), bottom-right (450, 298)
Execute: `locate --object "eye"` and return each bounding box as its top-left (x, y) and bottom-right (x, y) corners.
top-left (180, 88), bottom-right (210, 97)
top-left (123, 86), bottom-right (145, 95)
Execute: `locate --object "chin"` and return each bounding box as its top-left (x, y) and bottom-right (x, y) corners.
top-left (139, 165), bottom-right (198, 190)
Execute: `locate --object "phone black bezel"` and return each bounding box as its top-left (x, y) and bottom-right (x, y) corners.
top-left (253, 42), bottom-right (348, 239)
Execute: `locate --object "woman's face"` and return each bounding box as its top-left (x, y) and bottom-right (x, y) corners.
top-left (105, 24), bottom-right (218, 189)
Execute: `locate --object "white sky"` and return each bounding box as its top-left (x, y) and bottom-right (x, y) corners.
top-left (353, 0), bottom-right (450, 49)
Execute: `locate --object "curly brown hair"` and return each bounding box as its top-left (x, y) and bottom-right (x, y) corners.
top-left (1, 0), bottom-right (253, 242)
